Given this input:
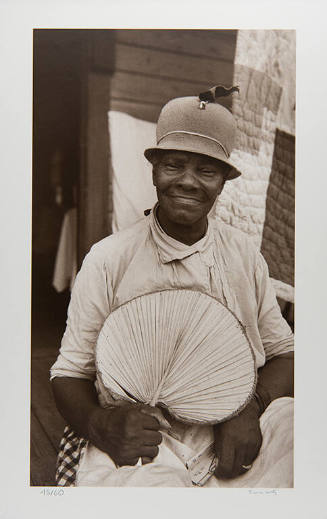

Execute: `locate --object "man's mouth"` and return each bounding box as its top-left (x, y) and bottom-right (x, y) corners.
top-left (168, 194), bottom-right (204, 205)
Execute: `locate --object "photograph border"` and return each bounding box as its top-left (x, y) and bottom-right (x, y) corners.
top-left (1, 1), bottom-right (326, 518)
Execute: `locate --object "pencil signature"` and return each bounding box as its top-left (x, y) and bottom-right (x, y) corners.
top-left (248, 489), bottom-right (278, 495)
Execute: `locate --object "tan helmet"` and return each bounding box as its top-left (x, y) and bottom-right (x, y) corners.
top-left (144, 89), bottom-right (241, 180)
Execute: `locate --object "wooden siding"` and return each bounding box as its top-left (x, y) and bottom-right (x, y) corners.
top-left (110, 70), bottom-right (231, 113)
top-left (110, 29), bottom-right (237, 123)
top-left (113, 43), bottom-right (234, 86)
top-left (115, 30), bottom-right (237, 61)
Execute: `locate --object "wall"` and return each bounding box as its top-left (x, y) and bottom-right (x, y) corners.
top-left (111, 29), bottom-right (237, 122)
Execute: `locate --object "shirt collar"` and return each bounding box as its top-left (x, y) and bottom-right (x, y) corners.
top-left (149, 204), bottom-right (214, 264)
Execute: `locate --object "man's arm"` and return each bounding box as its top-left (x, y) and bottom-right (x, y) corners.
top-left (214, 249), bottom-right (294, 480)
top-left (214, 351), bottom-right (293, 479)
top-left (52, 377), bottom-right (169, 466)
top-left (50, 245), bottom-right (168, 467)
top-left (255, 351), bottom-right (294, 412)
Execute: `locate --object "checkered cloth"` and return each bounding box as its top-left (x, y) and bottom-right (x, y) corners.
top-left (56, 425), bottom-right (88, 486)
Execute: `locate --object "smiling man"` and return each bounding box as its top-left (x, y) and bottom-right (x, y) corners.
top-left (51, 89), bottom-right (294, 487)
top-left (152, 150), bottom-right (227, 244)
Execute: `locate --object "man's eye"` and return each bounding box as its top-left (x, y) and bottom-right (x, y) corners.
top-left (165, 163), bottom-right (180, 170)
top-left (200, 169), bottom-right (216, 175)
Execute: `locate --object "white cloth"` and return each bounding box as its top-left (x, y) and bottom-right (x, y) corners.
top-left (207, 397), bottom-right (294, 488)
top-left (75, 397), bottom-right (293, 488)
top-left (52, 208), bottom-right (77, 292)
top-left (108, 111), bottom-right (157, 233)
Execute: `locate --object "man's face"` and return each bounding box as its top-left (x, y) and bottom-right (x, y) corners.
top-left (152, 150), bottom-right (227, 227)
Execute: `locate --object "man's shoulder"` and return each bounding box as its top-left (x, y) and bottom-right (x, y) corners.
top-left (86, 217), bottom-right (149, 263)
top-left (211, 218), bottom-right (258, 265)
top-left (212, 218), bottom-right (256, 246)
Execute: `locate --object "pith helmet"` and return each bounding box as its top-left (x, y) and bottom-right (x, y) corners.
top-left (144, 86), bottom-right (241, 180)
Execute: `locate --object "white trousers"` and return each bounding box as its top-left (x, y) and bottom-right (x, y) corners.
top-left (75, 397), bottom-right (293, 488)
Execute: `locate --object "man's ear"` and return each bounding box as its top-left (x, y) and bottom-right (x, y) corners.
top-left (152, 166), bottom-right (157, 187)
top-left (223, 165), bottom-right (232, 184)
top-left (216, 181), bottom-right (225, 198)
top-left (220, 166), bottom-right (229, 188)
top-left (149, 151), bottom-right (161, 187)
top-left (214, 169), bottom-right (228, 198)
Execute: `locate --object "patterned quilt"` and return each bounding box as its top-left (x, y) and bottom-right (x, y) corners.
top-left (215, 30), bottom-right (295, 302)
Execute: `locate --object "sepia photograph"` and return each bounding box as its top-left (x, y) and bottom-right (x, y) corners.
top-left (1, 1), bottom-right (327, 517)
top-left (31, 28), bottom-right (295, 488)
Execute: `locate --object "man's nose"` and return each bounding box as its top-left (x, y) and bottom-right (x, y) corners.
top-left (176, 167), bottom-right (199, 189)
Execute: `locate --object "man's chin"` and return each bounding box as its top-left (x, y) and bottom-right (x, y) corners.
top-left (164, 208), bottom-right (206, 227)
top-left (157, 198), bottom-right (213, 228)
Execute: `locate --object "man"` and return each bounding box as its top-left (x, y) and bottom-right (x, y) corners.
top-left (51, 88), bottom-right (294, 487)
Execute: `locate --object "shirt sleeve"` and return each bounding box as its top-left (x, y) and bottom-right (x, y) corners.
top-left (50, 246), bottom-right (113, 380)
top-left (254, 252), bottom-right (294, 361)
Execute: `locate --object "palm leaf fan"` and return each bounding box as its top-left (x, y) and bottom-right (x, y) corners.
top-left (96, 289), bottom-right (256, 425)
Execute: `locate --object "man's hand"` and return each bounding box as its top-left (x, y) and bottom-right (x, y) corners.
top-left (213, 399), bottom-right (262, 479)
top-left (87, 403), bottom-right (170, 467)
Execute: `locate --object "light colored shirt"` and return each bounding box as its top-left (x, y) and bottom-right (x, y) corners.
top-left (51, 206), bottom-right (293, 382)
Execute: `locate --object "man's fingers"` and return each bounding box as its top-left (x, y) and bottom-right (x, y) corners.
top-left (231, 445), bottom-right (251, 477)
top-left (140, 413), bottom-right (161, 431)
top-left (240, 435), bottom-right (262, 469)
top-left (139, 445), bottom-right (159, 459)
top-left (142, 430), bottom-right (162, 446)
top-left (120, 457), bottom-right (139, 467)
top-left (140, 406), bottom-right (171, 430)
top-left (215, 440), bottom-right (236, 479)
top-left (221, 437), bottom-right (262, 479)
top-left (116, 445), bottom-right (159, 466)
top-left (121, 445), bottom-right (160, 465)
top-left (141, 456), bottom-right (153, 465)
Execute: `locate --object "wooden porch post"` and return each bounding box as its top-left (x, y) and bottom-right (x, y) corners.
top-left (78, 30), bottom-right (115, 265)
